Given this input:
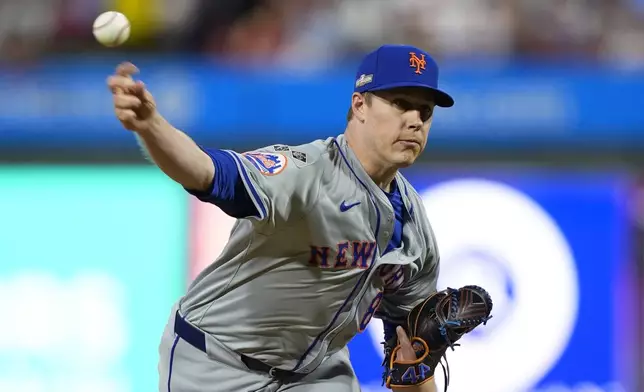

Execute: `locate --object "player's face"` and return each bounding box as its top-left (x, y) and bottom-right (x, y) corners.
top-left (365, 87), bottom-right (435, 167)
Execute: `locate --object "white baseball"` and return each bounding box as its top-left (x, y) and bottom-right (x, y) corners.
top-left (92, 11), bottom-right (131, 47)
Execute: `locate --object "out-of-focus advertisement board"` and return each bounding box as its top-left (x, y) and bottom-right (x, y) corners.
top-left (0, 166), bottom-right (187, 392)
top-left (188, 167), bottom-right (635, 392)
top-left (2, 62), bottom-right (644, 150)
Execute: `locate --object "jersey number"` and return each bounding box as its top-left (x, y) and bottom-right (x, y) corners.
top-left (359, 291), bottom-right (383, 332)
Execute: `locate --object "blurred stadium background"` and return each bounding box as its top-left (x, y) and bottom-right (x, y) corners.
top-left (1, 0), bottom-right (643, 391)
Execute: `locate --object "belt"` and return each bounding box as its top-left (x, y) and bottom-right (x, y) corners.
top-left (173, 311), bottom-right (305, 382)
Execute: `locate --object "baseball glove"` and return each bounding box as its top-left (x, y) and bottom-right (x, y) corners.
top-left (382, 285), bottom-right (493, 390)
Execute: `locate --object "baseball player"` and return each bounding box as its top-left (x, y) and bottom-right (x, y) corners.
top-left (108, 44), bottom-right (456, 392)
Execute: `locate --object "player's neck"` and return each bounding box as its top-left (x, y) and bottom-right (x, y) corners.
top-left (367, 165), bottom-right (397, 193)
top-left (345, 133), bottom-right (397, 192)
top-left (357, 157), bottom-right (397, 192)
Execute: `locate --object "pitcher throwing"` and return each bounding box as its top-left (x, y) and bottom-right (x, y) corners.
top-left (107, 44), bottom-right (492, 392)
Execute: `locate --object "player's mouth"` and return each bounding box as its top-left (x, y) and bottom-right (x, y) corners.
top-left (398, 140), bottom-right (421, 149)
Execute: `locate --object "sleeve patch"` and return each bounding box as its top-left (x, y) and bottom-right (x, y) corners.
top-left (243, 152), bottom-right (288, 176)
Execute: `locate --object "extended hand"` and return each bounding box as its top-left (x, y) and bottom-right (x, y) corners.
top-left (107, 62), bottom-right (158, 133)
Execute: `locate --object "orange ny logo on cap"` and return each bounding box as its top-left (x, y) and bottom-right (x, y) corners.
top-left (409, 52), bottom-right (426, 74)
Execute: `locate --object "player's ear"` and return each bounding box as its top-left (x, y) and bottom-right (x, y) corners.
top-left (351, 92), bottom-right (367, 123)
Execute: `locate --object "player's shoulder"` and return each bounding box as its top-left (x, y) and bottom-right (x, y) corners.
top-left (254, 137), bottom-right (335, 169)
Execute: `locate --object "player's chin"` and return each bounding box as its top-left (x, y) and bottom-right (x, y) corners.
top-left (391, 151), bottom-right (419, 168)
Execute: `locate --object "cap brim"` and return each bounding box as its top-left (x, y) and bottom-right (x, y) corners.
top-left (368, 82), bottom-right (454, 108)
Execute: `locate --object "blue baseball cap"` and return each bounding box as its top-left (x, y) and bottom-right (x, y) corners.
top-left (353, 44), bottom-right (454, 108)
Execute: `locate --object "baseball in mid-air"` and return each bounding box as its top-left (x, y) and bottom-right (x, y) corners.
top-left (93, 11), bottom-right (131, 47)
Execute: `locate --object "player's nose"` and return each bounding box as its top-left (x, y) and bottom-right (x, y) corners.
top-left (406, 111), bottom-right (423, 130)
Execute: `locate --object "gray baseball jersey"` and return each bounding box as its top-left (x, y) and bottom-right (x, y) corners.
top-left (178, 133), bottom-right (440, 374)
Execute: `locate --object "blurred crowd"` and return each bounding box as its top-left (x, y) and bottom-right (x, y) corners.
top-left (1, 0), bottom-right (644, 68)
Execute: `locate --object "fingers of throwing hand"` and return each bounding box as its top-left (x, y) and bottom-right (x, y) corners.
top-left (130, 81), bottom-right (148, 99)
top-left (113, 94), bottom-right (142, 110)
top-left (116, 62), bottom-right (139, 77)
top-left (115, 108), bottom-right (137, 123)
top-left (107, 75), bottom-right (137, 93)
top-left (108, 63), bottom-right (155, 128)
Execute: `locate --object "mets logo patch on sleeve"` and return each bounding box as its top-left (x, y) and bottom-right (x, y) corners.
top-left (243, 152), bottom-right (288, 176)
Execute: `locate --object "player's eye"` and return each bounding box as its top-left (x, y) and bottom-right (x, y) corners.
top-left (420, 105), bottom-right (434, 122)
top-left (392, 98), bottom-right (413, 111)
top-left (392, 99), bottom-right (433, 122)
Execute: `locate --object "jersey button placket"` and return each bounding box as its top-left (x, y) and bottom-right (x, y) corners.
top-left (383, 214), bottom-right (393, 241)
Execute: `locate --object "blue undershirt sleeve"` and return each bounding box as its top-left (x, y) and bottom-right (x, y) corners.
top-left (184, 147), bottom-right (259, 219)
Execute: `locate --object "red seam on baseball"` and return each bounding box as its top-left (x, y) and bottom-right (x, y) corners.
top-left (114, 22), bottom-right (130, 44)
top-left (94, 12), bottom-right (119, 31)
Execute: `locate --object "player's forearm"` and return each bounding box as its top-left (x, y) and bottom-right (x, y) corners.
top-left (392, 379), bottom-right (437, 392)
top-left (135, 114), bottom-right (214, 191)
